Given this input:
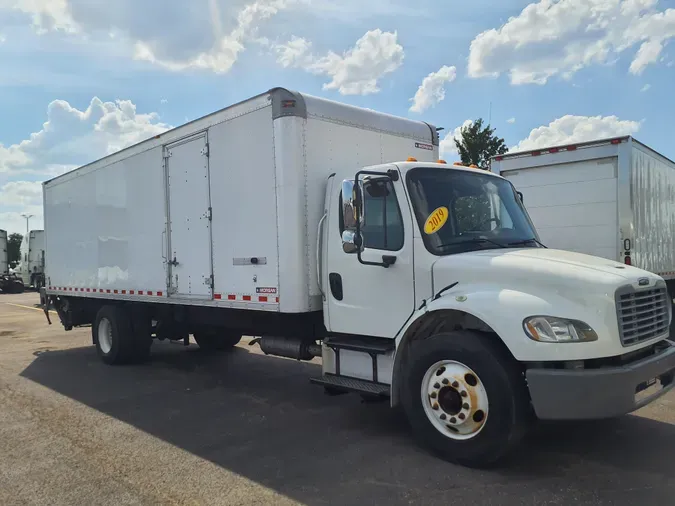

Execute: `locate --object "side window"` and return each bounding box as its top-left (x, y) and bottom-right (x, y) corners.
top-left (338, 179), bottom-right (405, 251)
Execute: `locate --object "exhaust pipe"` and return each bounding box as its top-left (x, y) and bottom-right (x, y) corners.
top-left (249, 336), bottom-right (321, 361)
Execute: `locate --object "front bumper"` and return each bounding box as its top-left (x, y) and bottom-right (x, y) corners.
top-left (526, 340), bottom-right (675, 420)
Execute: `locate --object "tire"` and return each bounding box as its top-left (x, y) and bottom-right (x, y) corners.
top-left (401, 330), bottom-right (531, 468)
top-left (93, 305), bottom-right (147, 365)
top-left (193, 331), bottom-right (242, 352)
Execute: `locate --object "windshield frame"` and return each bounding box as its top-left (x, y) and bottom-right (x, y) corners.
top-left (405, 166), bottom-right (540, 256)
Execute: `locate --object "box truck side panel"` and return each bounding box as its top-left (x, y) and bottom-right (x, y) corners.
top-left (209, 104), bottom-right (280, 305)
top-left (630, 144), bottom-right (675, 277)
top-left (45, 146), bottom-right (167, 293)
top-left (502, 157), bottom-right (619, 260)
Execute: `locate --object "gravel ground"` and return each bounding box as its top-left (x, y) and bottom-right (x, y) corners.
top-left (1, 292), bottom-right (674, 506)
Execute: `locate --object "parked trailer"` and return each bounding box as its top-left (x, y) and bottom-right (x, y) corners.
top-left (42, 89), bottom-right (675, 467)
top-left (18, 229), bottom-right (45, 290)
top-left (491, 137), bottom-right (675, 292)
top-left (0, 229), bottom-right (24, 293)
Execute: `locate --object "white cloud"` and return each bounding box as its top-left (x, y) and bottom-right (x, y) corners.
top-left (6, 0), bottom-right (78, 34)
top-left (7, 0), bottom-right (302, 74)
top-left (0, 97), bottom-right (169, 234)
top-left (440, 119), bottom-right (473, 159)
top-left (0, 180), bottom-right (42, 207)
top-left (468, 0), bottom-right (675, 85)
top-left (274, 29), bottom-right (405, 95)
top-left (513, 115), bottom-right (641, 151)
top-left (160, 98), bottom-right (168, 104)
top-left (641, 83), bottom-right (652, 92)
top-left (0, 97), bottom-right (170, 176)
top-left (507, 117), bottom-right (516, 124)
top-left (0, 33), bottom-right (6, 43)
top-left (409, 65), bottom-right (457, 113)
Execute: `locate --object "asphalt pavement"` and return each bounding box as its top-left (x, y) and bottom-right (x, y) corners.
top-left (1, 292), bottom-right (674, 505)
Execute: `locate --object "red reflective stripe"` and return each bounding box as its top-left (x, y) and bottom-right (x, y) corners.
top-left (114, 290), bottom-right (118, 294)
top-left (214, 294), bottom-right (222, 300)
top-left (228, 294), bottom-right (236, 300)
top-left (130, 290), bottom-right (135, 295)
top-left (243, 295), bottom-right (251, 301)
top-left (532, 150), bottom-right (541, 156)
top-left (275, 297), bottom-right (279, 303)
top-left (157, 291), bottom-right (163, 297)
top-left (566, 145), bottom-right (577, 151)
top-left (147, 291), bottom-right (153, 296)
top-left (121, 290), bottom-right (126, 294)
top-left (549, 147), bottom-right (559, 153)
top-left (138, 290), bottom-right (144, 295)
top-left (259, 296), bottom-right (268, 302)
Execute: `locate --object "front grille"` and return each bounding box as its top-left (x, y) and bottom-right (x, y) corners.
top-left (616, 285), bottom-right (670, 347)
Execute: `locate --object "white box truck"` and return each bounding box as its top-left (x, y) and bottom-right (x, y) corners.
top-left (0, 229), bottom-right (24, 294)
top-left (41, 89), bottom-right (675, 467)
top-left (18, 229), bottom-right (45, 290)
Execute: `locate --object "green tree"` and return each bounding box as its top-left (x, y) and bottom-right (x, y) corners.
top-left (8, 233), bottom-right (22, 268)
top-left (454, 118), bottom-right (508, 170)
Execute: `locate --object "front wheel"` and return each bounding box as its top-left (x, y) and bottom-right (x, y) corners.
top-left (401, 330), bottom-right (531, 468)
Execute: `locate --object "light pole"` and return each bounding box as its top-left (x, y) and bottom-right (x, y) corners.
top-left (21, 213), bottom-right (33, 237)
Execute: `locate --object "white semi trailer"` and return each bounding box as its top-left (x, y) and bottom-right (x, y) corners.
top-left (41, 89), bottom-right (675, 467)
top-left (0, 229), bottom-right (24, 294)
top-left (18, 229), bottom-right (45, 289)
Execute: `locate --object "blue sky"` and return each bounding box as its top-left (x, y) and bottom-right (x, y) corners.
top-left (1, 0), bottom-right (674, 234)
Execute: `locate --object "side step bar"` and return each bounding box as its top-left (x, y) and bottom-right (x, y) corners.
top-left (310, 373), bottom-right (390, 397)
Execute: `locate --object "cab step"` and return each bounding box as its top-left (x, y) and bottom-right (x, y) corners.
top-left (310, 374), bottom-right (390, 397)
top-left (323, 336), bottom-right (394, 354)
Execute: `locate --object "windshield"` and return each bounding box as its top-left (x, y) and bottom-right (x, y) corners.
top-left (406, 167), bottom-right (539, 255)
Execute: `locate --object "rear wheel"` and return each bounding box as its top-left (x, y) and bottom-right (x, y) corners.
top-left (193, 331), bottom-right (242, 352)
top-left (401, 330), bottom-right (531, 468)
top-left (93, 305), bottom-right (150, 365)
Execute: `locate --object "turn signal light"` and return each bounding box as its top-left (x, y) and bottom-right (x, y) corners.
top-left (437, 159), bottom-right (447, 164)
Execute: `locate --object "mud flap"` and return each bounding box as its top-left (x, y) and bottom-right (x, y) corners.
top-left (39, 287), bottom-right (52, 325)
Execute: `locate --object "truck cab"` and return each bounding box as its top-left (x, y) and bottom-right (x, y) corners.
top-left (315, 159), bottom-right (675, 466)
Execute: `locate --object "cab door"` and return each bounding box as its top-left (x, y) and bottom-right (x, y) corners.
top-left (325, 168), bottom-right (416, 338)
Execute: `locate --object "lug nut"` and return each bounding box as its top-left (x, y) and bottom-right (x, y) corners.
top-left (460, 391), bottom-right (468, 398)
top-left (434, 382), bottom-right (440, 389)
top-left (458, 413), bottom-right (465, 420)
top-left (430, 391), bottom-right (437, 399)
top-left (452, 381), bottom-right (459, 388)
top-left (442, 378), bottom-right (449, 385)
top-left (432, 403), bottom-right (439, 410)
top-left (440, 414), bottom-right (447, 420)
top-left (449, 417), bottom-right (457, 424)
top-left (462, 403), bottom-right (469, 410)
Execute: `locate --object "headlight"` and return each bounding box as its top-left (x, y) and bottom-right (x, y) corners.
top-left (523, 316), bottom-right (598, 343)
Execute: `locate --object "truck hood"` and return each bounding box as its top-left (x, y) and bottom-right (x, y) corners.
top-left (431, 248), bottom-right (661, 297)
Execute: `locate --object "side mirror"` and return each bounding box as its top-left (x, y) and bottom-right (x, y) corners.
top-left (341, 179), bottom-right (365, 230)
top-left (341, 179), bottom-right (365, 254)
top-left (342, 230), bottom-right (364, 254)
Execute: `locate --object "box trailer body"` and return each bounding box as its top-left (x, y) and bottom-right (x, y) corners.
top-left (18, 229), bottom-right (45, 288)
top-left (43, 89), bottom-right (438, 314)
top-left (491, 137), bottom-right (675, 280)
top-left (42, 90), bottom-right (675, 468)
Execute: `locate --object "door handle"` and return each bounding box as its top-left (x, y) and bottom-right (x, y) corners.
top-left (168, 256), bottom-right (179, 266)
top-left (329, 273), bottom-right (343, 301)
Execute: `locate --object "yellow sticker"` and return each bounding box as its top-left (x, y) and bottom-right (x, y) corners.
top-left (424, 206), bottom-right (449, 235)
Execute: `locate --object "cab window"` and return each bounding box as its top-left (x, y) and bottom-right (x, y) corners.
top-left (339, 179), bottom-right (404, 251)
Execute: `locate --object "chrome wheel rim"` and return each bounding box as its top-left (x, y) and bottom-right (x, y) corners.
top-left (421, 360), bottom-right (489, 440)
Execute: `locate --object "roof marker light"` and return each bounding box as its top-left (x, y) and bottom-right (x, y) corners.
top-left (407, 157), bottom-right (418, 162)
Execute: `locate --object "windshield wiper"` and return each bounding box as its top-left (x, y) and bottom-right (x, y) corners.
top-left (438, 238), bottom-right (508, 250)
top-left (507, 238), bottom-right (547, 248)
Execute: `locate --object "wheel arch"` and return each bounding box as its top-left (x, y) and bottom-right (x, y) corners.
top-left (391, 308), bottom-right (518, 407)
